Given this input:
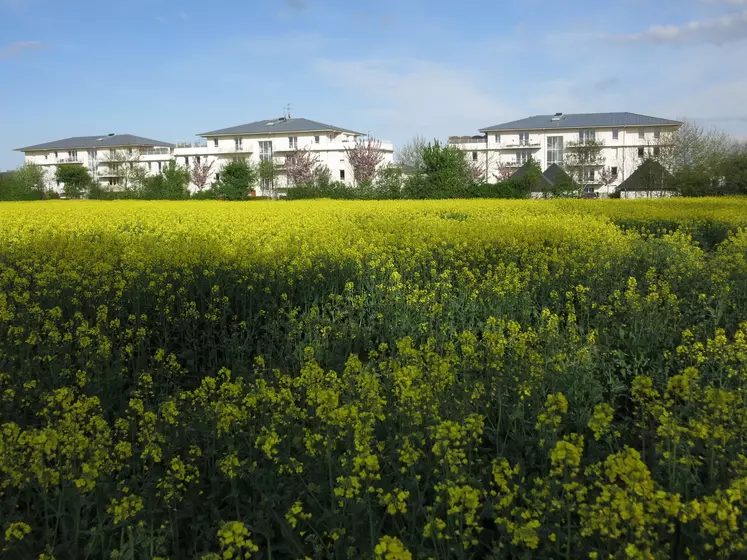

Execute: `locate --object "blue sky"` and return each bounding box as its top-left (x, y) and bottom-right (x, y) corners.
top-left (1, 0), bottom-right (747, 169)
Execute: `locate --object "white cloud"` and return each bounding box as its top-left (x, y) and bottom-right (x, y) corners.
top-left (0, 40), bottom-right (45, 57)
top-left (615, 10), bottom-right (747, 45)
top-left (313, 57), bottom-right (512, 141)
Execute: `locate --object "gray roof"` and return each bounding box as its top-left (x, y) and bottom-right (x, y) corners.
top-left (511, 161), bottom-right (553, 190)
top-left (617, 159), bottom-right (674, 192)
top-left (16, 134), bottom-right (174, 152)
top-left (200, 117), bottom-right (363, 137)
top-left (481, 112), bottom-right (682, 132)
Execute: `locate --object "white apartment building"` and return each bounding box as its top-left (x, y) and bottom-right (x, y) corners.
top-left (181, 116), bottom-right (394, 195)
top-left (16, 117), bottom-right (394, 197)
top-left (16, 134), bottom-right (175, 192)
top-left (448, 112), bottom-right (682, 196)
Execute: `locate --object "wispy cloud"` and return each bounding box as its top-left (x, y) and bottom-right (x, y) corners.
top-left (284, 0), bottom-right (306, 10)
top-left (314, 57), bottom-right (511, 139)
top-left (0, 40), bottom-right (45, 58)
top-left (614, 10), bottom-right (747, 45)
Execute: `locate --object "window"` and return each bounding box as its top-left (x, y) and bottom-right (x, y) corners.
top-left (148, 162), bottom-right (152, 171)
top-left (519, 132), bottom-right (529, 146)
top-left (654, 127), bottom-right (661, 139)
top-left (196, 156), bottom-right (201, 164)
top-left (289, 136), bottom-right (298, 150)
top-left (611, 166), bottom-right (618, 176)
top-left (44, 154), bottom-right (48, 160)
top-left (54, 151), bottom-right (58, 158)
top-left (259, 141), bottom-right (273, 162)
top-left (184, 157), bottom-right (189, 165)
top-left (339, 169), bottom-right (346, 180)
top-left (638, 128), bottom-right (645, 139)
top-left (314, 135), bottom-right (320, 144)
top-left (495, 134), bottom-right (501, 143)
top-left (516, 151), bottom-right (530, 165)
top-left (547, 136), bottom-right (564, 166)
top-left (638, 147), bottom-right (645, 158)
top-left (69, 150), bottom-right (78, 160)
top-left (583, 169), bottom-right (595, 182)
top-left (328, 134), bottom-right (335, 142)
top-left (653, 146), bottom-right (661, 157)
top-left (235, 137), bottom-right (243, 151)
top-left (472, 151), bottom-right (478, 161)
top-left (158, 162), bottom-right (162, 173)
top-left (612, 129), bottom-right (619, 140)
top-left (128, 148), bottom-right (133, 155)
top-left (214, 139), bottom-right (219, 148)
top-left (584, 186), bottom-right (595, 194)
top-left (579, 129), bottom-right (596, 143)
top-left (215, 173), bottom-right (220, 181)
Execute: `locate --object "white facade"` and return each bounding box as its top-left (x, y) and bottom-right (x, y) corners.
top-left (18, 119), bottom-right (395, 197)
top-left (448, 114), bottom-right (682, 196)
top-left (179, 124), bottom-right (394, 196)
top-left (20, 137), bottom-right (174, 194)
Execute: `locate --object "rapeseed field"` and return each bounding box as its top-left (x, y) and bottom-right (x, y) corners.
top-left (1, 199), bottom-right (747, 559)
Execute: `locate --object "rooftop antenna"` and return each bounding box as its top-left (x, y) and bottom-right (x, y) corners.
top-left (284, 103), bottom-right (292, 119)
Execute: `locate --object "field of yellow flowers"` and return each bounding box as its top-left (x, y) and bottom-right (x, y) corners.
top-left (2, 198), bottom-right (747, 559)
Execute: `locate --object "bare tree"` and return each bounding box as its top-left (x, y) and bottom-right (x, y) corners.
top-left (598, 166), bottom-right (617, 195)
top-left (564, 137), bottom-right (605, 197)
top-left (190, 158), bottom-right (214, 192)
top-left (396, 135), bottom-right (427, 170)
top-left (345, 137), bottom-right (386, 184)
top-left (492, 160), bottom-right (514, 182)
top-left (101, 149), bottom-right (146, 191)
top-left (653, 119), bottom-right (737, 173)
top-left (286, 148), bottom-right (321, 186)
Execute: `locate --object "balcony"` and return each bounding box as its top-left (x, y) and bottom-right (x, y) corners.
top-left (497, 142), bottom-right (541, 150)
top-left (448, 136), bottom-right (487, 146)
top-left (139, 148), bottom-right (173, 156)
top-left (57, 158), bottom-right (83, 164)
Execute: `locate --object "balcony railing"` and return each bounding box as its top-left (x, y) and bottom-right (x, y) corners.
top-left (57, 158), bottom-right (82, 164)
top-left (140, 148), bottom-right (173, 156)
top-left (448, 137), bottom-right (487, 145)
top-left (498, 142), bottom-right (541, 149)
top-left (175, 142), bottom-right (207, 148)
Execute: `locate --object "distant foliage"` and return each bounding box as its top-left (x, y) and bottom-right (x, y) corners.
top-left (0, 163), bottom-right (46, 201)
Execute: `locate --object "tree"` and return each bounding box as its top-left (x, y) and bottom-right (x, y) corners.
top-left (55, 165), bottom-right (94, 198)
top-left (493, 161), bottom-right (515, 182)
top-left (101, 149), bottom-right (146, 191)
top-left (190, 158), bottom-right (214, 192)
top-left (345, 137), bottom-right (386, 185)
top-left (213, 160), bottom-right (258, 200)
top-left (285, 148), bottom-right (321, 186)
top-left (564, 138), bottom-right (605, 197)
top-left (140, 161), bottom-right (190, 199)
top-left (396, 135), bottom-right (427, 170)
top-left (0, 163), bottom-right (46, 200)
top-left (655, 120), bottom-right (737, 174)
top-left (403, 140), bottom-right (473, 198)
top-left (258, 159), bottom-right (280, 198)
top-left (598, 167), bottom-right (618, 195)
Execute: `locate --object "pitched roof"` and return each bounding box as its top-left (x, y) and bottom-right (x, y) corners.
top-left (16, 134), bottom-right (174, 152)
top-left (511, 161), bottom-right (553, 191)
top-left (542, 163), bottom-right (574, 187)
top-left (480, 112), bottom-right (682, 132)
top-left (200, 117), bottom-right (363, 137)
top-left (617, 159), bottom-right (674, 192)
